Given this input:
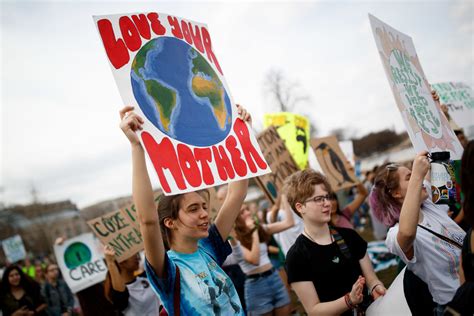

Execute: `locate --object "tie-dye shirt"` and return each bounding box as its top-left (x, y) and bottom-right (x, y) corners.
top-left (385, 181), bottom-right (465, 304)
top-left (145, 224), bottom-right (244, 315)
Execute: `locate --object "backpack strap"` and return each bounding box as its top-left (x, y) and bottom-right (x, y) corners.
top-left (173, 265), bottom-right (180, 316)
top-left (329, 226), bottom-right (352, 260)
top-left (417, 224), bottom-right (462, 249)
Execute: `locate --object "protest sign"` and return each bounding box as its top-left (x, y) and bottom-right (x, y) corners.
top-left (263, 112), bottom-right (310, 170)
top-left (432, 82), bottom-right (474, 129)
top-left (369, 14), bottom-right (464, 159)
top-left (311, 136), bottom-right (358, 191)
top-left (2, 235), bottom-right (26, 263)
top-left (94, 12), bottom-right (270, 195)
top-left (54, 233), bottom-right (107, 293)
top-left (256, 126), bottom-right (299, 203)
top-left (87, 194), bottom-right (162, 262)
top-left (87, 209), bottom-right (143, 263)
top-left (366, 268), bottom-right (410, 315)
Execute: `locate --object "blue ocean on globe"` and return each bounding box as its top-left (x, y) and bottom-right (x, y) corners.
top-left (130, 36), bottom-right (233, 147)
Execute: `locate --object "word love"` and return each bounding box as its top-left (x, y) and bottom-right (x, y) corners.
top-left (97, 13), bottom-right (222, 74)
top-left (143, 120), bottom-right (268, 194)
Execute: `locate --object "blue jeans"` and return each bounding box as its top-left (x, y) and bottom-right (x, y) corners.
top-left (244, 269), bottom-right (290, 315)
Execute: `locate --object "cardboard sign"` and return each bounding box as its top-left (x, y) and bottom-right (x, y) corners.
top-left (432, 82), bottom-right (474, 129)
top-left (54, 233), bottom-right (108, 293)
top-left (263, 113), bottom-right (310, 170)
top-left (311, 136), bottom-right (358, 191)
top-left (2, 235), bottom-right (26, 263)
top-left (87, 209), bottom-right (143, 263)
top-left (256, 126), bottom-right (299, 203)
top-left (369, 14), bottom-right (464, 159)
top-left (94, 12), bottom-right (270, 195)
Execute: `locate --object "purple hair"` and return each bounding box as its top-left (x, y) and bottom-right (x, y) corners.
top-left (369, 162), bottom-right (403, 227)
top-left (369, 186), bottom-right (401, 227)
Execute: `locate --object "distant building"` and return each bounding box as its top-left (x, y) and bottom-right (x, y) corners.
top-left (0, 200), bottom-right (89, 263)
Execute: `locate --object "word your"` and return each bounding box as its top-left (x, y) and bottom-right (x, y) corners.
top-left (97, 13), bottom-right (222, 74)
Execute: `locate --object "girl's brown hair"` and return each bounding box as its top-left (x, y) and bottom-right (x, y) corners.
top-left (234, 205), bottom-right (270, 249)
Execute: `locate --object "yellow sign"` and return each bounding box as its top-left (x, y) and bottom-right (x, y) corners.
top-left (264, 113), bottom-right (310, 170)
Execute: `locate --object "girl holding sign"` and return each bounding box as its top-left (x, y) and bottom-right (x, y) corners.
top-left (284, 169), bottom-right (386, 315)
top-left (120, 105), bottom-right (250, 315)
top-left (369, 152), bottom-right (465, 314)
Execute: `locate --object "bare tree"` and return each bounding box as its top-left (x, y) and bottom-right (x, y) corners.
top-left (263, 68), bottom-right (318, 137)
top-left (264, 69), bottom-right (311, 112)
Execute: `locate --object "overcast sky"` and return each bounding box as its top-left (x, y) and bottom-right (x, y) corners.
top-left (1, 0), bottom-right (472, 208)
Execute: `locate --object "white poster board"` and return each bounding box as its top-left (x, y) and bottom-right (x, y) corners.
top-left (54, 233), bottom-right (108, 293)
top-left (432, 82), bottom-right (474, 129)
top-left (369, 14), bottom-right (464, 159)
top-left (2, 235), bottom-right (26, 263)
top-left (93, 12), bottom-right (270, 195)
top-left (367, 268), bottom-right (410, 315)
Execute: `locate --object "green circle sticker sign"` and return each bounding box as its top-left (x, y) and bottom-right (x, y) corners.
top-left (63, 242), bottom-right (92, 269)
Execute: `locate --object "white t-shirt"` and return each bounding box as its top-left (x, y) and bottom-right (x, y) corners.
top-left (266, 209), bottom-right (304, 256)
top-left (124, 275), bottom-right (162, 316)
top-left (385, 181), bottom-right (465, 304)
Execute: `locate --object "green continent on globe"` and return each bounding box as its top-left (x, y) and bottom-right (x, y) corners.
top-left (132, 40), bottom-right (155, 77)
top-left (144, 79), bottom-right (177, 132)
top-left (191, 51), bottom-right (227, 129)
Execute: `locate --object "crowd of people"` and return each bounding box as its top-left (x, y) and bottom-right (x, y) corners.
top-left (1, 99), bottom-right (472, 315)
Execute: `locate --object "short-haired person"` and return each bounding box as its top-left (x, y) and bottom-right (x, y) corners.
top-left (369, 152), bottom-right (466, 315)
top-left (120, 105), bottom-right (251, 315)
top-left (284, 169), bottom-right (386, 315)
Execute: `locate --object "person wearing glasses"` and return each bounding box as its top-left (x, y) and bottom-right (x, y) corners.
top-left (284, 169), bottom-right (385, 315)
top-left (103, 246), bottom-right (162, 316)
top-left (42, 263), bottom-right (75, 316)
top-left (369, 152), bottom-right (465, 315)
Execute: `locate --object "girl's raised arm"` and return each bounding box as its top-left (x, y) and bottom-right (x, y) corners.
top-left (214, 104), bottom-right (251, 240)
top-left (264, 194), bottom-right (295, 235)
top-left (120, 106), bottom-right (166, 278)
